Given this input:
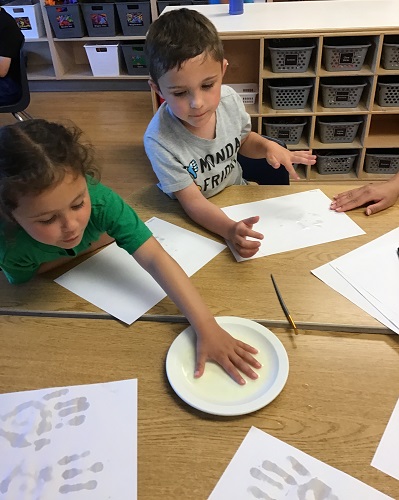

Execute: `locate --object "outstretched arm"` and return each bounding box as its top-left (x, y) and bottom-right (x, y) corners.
top-left (133, 236), bottom-right (261, 384)
top-left (330, 173), bottom-right (399, 215)
top-left (239, 132), bottom-right (316, 180)
top-left (176, 183), bottom-right (264, 258)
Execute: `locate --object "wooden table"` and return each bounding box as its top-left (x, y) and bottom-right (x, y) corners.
top-left (1, 316), bottom-right (398, 498)
top-left (0, 183), bottom-right (398, 333)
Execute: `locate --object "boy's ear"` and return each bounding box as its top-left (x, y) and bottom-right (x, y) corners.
top-left (222, 59), bottom-right (228, 77)
top-left (148, 79), bottom-right (163, 98)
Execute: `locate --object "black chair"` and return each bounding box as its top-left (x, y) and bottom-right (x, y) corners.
top-left (0, 42), bottom-right (32, 121)
top-left (237, 135), bottom-right (290, 185)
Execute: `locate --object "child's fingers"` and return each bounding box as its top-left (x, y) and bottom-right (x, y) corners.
top-left (236, 246), bottom-right (260, 259)
top-left (242, 215), bottom-right (260, 226)
top-left (236, 238), bottom-right (261, 256)
top-left (242, 228), bottom-right (264, 241)
top-left (229, 355), bottom-right (259, 381)
top-left (219, 360), bottom-right (246, 385)
top-left (267, 154), bottom-right (283, 170)
top-left (194, 356), bottom-right (206, 379)
top-left (270, 155), bottom-right (299, 179)
top-left (236, 340), bottom-right (259, 355)
top-left (238, 237), bottom-right (261, 248)
top-left (291, 151), bottom-right (316, 164)
top-left (235, 348), bottom-right (261, 369)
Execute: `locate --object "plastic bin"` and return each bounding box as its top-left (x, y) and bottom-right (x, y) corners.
top-left (120, 43), bottom-right (147, 75)
top-left (364, 149), bottom-right (399, 174)
top-left (46, 4), bottom-right (85, 39)
top-left (81, 2), bottom-right (118, 37)
top-left (318, 117), bottom-right (362, 143)
top-left (157, 0), bottom-right (191, 14)
top-left (320, 78), bottom-right (366, 108)
top-left (115, 2), bottom-right (150, 36)
top-left (376, 77), bottom-right (399, 107)
top-left (84, 42), bottom-right (120, 76)
top-left (323, 37), bottom-right (371, 71)
top-left (263, 118), bottom-right (306, 145)
top-left (316, 150), bottom-right (358, 174)
top-left (268, 38), bottom-right (315, 73)
top-left (3, 0), bottom-right (45, 38)
top-left (381, 37), bottom-right (399, 70)
top-left (229, 83), bottom-right (258, 105)
top-left (268, 79), bottom-right (312, 109)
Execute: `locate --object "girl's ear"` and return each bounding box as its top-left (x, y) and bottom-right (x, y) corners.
top-left (148, 79), bottom-right (163, 98)
top-left (222, 59), bottom-right (228, 77)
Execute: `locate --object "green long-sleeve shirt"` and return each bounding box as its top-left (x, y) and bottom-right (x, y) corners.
top-left (0, 177), bottom-right (152, 284)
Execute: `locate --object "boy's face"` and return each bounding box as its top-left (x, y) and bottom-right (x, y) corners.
top-left (151, 54), bottom-right (228, 134)
top-left (12, 171), bottom-right (92, 249)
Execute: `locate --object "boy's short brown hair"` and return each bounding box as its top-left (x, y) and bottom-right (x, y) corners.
top-left (145, 8), bottom-right (224, 86)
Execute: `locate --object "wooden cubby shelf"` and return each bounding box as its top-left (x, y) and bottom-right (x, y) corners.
top-left (22, 0), bottom-right (399, 181)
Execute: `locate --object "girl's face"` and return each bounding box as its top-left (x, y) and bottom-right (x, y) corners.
top-left (152, 54), bottom-right (227, 136)
top-left (12, 171), bottom-right (91, 249)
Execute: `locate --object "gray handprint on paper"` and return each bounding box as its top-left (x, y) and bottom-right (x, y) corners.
top-left (0, 450), bottom-right (104, 497)
top-left (248, 456), bottom-right (339, 500)
top-left (0, 388), bottom-right (89, 452)
top-left (0, 388), bottom-right (102, 498)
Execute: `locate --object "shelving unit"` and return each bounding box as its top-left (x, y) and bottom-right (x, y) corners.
top-left (24, 37), bottom-right (56, 80)
top-left (15, 0), bottom-right (399, 181)
top-left (22, 0), bottom-right (317, 85)
top-left (157, 1), bottom-right (399, 182)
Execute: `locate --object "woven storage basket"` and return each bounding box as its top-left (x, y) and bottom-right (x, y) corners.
top-left (268, 38), bottom-right (315, 73)
top-left (268, 79), bottom-right (312, 109)
top-left (318, 117), bottom-right (362, 143)
top-left (230, 83), bottom-right (259, 105)
top-left (316, 151), bottom-right (358, 174)
top-left (263, 118), bottom-right (306, 145)
top-left (376, 78), bottom-right (399, 107)
top-left (323, 37), bottom-right (370, 71)
top-left (320, 78), bottom-right (366, 108)
top-left (364, 150), bottom-right (399, 174)
top-left (381, 36), bottom-right (399, 70)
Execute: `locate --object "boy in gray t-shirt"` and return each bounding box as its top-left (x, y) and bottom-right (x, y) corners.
top-left (144, 9), bottom-right (316, 259)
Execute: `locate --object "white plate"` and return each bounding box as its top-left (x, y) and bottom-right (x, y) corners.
top-left (165, 316), bottom-right (289, 416)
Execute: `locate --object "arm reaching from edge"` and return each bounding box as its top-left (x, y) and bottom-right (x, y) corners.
top-left (133, 236), bottom-right (261, 384)
top-left (330, 173), bottom-right (399, 215)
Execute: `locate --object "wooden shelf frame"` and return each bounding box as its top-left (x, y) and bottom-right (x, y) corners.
top-left (22, 0), bottom-right (399, 181)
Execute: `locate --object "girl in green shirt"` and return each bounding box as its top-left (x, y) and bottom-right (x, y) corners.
top-left (0, 118), bottom-right (260, 385)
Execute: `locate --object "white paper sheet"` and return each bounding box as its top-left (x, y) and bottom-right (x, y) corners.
top-left (312, 227), bottom-right (399, 334)
top-left (0, 379), bottom-right (137, 500)
top-left (372, 397), bottom-right (399, 481)
top-left (55, 217), bottom-right (226, 324)
top-left (221, 189), bottom-right (365, 261)
top-left (210, 427), bottom-right (392, 499)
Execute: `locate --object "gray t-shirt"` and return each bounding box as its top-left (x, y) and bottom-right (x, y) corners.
top-left (144, 85), bottom-right (251, 199)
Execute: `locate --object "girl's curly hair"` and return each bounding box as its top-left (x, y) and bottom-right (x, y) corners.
top-left (0, 119), bottom-right (99, 221)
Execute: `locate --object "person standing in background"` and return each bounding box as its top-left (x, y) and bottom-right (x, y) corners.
top-left (0, 6), bottom-right (24, 105)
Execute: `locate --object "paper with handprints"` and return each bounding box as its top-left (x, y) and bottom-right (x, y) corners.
top-left (221, 190), bottom-right (364, 262)
top-left (209, 426), bottom-right (392, 499)
top-left (0, 379), bottom-right (137, 499)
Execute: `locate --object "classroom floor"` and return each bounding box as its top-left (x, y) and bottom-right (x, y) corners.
top-left (0, 91), bottom-right (158, 201)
